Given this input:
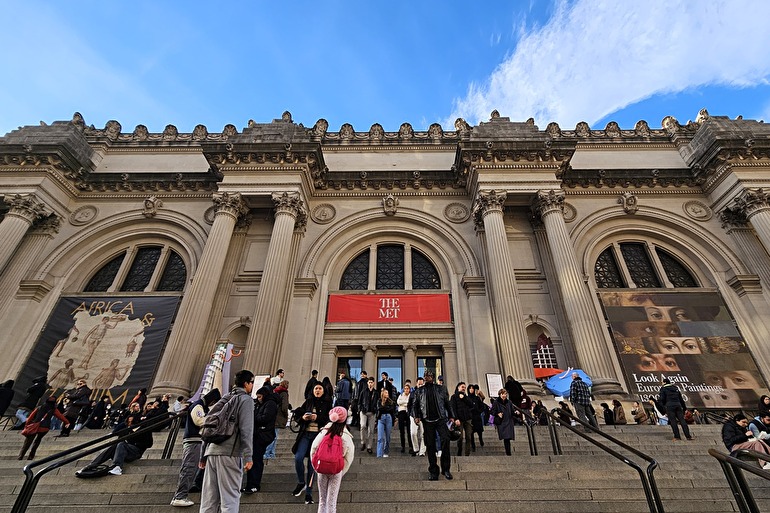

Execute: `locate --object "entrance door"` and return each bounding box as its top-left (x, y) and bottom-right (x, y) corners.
top-left (377, 357), bottom-right (402, 392)
top-left (417, 357), bottom-right (443, 381)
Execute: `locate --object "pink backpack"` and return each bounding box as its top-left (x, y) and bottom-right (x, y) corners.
top-left (312, 432), bottom-right (345, 474)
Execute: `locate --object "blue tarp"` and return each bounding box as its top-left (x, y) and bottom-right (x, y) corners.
top-left (545, 368), bottom-right (593, 397)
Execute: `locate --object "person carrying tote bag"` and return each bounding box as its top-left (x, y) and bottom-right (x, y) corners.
top-left (19, 396), bottom-right (70, 460)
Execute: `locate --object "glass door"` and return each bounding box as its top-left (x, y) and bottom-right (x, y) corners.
top-left (377, 357), bottom-right (403, 392)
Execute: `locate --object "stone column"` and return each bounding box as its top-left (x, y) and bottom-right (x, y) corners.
top-left (533, 190), bottom-right (621, 392)
top-left (243, 192), bottom-right (307, 374)
top-left (0, 214), bottom-right (60, 316)
top-left (152, 192), bottom-right (248, 396)
top-left (363, 345), bottom-right (376, 376)
top-left (720, 207), bottom-right (770, 291)
top-left (473, 190), bottom-right (535, 387)
top-left (733, 188), bottom-right (770, 269)
top-left (0, 194), bottom-right (50, 275)
top-left (404, 344), bottom-right (417, 383)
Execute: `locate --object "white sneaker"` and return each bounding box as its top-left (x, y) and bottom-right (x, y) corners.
top-left (383, 454), bottom-right (389, 458)
top-left (170, 498), bottom-right (194, 507)
top-left (762, 462), bottom-right (770, 471)
top-left (108, 466), bottom-right (123, 476)
top-left (436, 450), bottom-right (442, 457)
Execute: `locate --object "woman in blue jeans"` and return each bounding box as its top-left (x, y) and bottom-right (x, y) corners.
top-left (292, 384), bottom-right (331, 504)
top-left (376, 387), bottom-right (396, 457)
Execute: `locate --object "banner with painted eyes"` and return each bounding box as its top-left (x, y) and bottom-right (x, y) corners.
top-left (599, 290), bottom-right (769, 409)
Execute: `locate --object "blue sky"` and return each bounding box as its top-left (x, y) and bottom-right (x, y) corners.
top-left (2, 1), bottom-right (770, 136)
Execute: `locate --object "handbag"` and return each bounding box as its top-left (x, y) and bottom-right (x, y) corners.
top-left (493, 414), bottom-right (503, 426)
top-left (21, 412), bottom-right (49, 436)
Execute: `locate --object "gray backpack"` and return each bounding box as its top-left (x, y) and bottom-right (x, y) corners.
top-left (200, 392), bottom-right (241, 444)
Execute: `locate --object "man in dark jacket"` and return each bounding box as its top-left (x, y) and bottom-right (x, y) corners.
top-left (243, 386), bottom-right (279, 494)
top-left (412, 370), bottom-right (456, 480)
top-left (357, 377), bottom-right (378, 453)
top-left (377, 372), bottom-right (396, 400)
top-left (569, 373), bottom-right (598, 429)
top-left (303, 370), bottom-right (320, 401)
top-left (335, 372), bottom-right (352, 408)
top-left (722, 413), bottom-right (770, 469)
top-left (60, 379), bottom-right (92, 436)
top-left (13, 376), bottom-right (48, 429)
top-left (350, 371), bottom-right (369, 428)
top-left (450, 382), bottom-right (474, 456)
top-left (658, 379), bottom-right (692, 441)
top-left (170, 388), bottom-right (221, 507)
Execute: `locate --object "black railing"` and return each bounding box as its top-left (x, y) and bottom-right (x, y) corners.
top-left (546, 408), bottom-right (664, 513)
top-left (709, 448), bottom-right (770, 513)
top-left (12, 410), bottom-right (184, 513)
top-left (508, 403), bottom-right (538, 455)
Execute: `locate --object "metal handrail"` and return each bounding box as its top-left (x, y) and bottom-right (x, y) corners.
top-left (507, 403), bottom-right (537, 455)
top-left (12, 410), bottom-right (183, 513)
top-left (708, 448), bottom-right (770, 513)
top-left (547, 407), bottom-right (664, 513)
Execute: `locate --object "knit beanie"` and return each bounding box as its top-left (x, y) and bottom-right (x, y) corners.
top-left (329, 406), bottom-right (348, 424)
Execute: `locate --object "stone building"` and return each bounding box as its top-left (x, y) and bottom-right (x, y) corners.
top-left (1, 109), bottom-right (769, 409)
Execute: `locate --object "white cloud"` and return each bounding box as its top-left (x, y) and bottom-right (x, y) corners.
top-left (447, 0), bottom-right (770, 129)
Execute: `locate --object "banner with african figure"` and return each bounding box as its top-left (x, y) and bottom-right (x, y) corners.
top-left (17, 296), bottom-right (179, 408)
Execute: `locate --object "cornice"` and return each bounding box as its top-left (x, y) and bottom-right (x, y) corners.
top-left (310, 190), bottom-right (468, 198)
top-left (563, 187), bottom-right (702, 196)
top-left (322, 144), bottom-right (457, 152)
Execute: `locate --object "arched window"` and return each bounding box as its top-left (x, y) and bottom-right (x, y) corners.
top-left (594, 242), bottom-right (698, 289)
top-left (339, 244), bottom-right (441, 290)
top-left (84, 245), bottom-right (187, 293)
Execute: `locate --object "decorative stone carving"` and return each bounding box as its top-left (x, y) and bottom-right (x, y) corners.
top-left (618, 192), bottom-right (639, 214)
top-left (563, 202), bottom-right (577, 222)
top-left (203, 206), bottom-right (216, 225)
top-left (133, 125), bottom-right (149, 141)
top-left (575, 121), bottom-right (590, 137)
top-left (382, 194), bottom-right (399, 216)
top-left (339, 123), bottom-right (354, 140)
top-left (222, 124), bottom-right (237, 137)
top-left (212, 191), bottom-right (249, 219)
top-left (192, 124), bottom-right (208, 140)
top-left (33, 214), bottom-right (62, 235)
top-left (5, 193), bottom-right (49, 223)
top-left (105, 120), bottom-right (121, 140)
top-left (634, 120), bottom-right (651, 137)
top-left (683, 200), bottom-right (712, 221)
top-left (369, 123), bottom-right (384, 141)
top-left (162, 125), bottom-right (178, 140)
top-left (142, 196), bottom-right (163, 218)
top-left (719, 207), bottom-right (748, 228)
top-left (546, 122), bottom-right (562, 137)
top-left (733, 188), bottom-right (770, 218)
top-left (69, 205), bottom-right (98, 226)
top-left (444, 202), bottom-right (470, 223)
top-left (311, 204), bottom-right (336, 224)
top-left (272, 191), bottom-right (307, 229)
top-left (490, 110), bottom-right (500, 119)
top-left (532, 189), bottom-right (566, 219)
top-left (281, 111), bottom-right (293, 122)
top-left (454, 118), bottom-right (471, 138)
top-left (398, 123), bottom-right (414, 140)
top-left (605, 121), bottom-right (621, 138)
top-left (428, 123), bottom-right (443, 140)
top-left (473, 190), bottom-right (507, 226)
top-left (311, 119), bottom-right (328, 139)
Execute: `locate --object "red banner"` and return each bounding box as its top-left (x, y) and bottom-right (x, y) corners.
top-left (327, 294), bottom-right (451, 323)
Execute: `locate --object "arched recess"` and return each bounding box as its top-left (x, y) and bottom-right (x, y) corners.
top-left (33, 210), bottom-right (208, 290)
top-left (300, 207), bottom-right (481, 281)
top-left (570, 206), bottom-right (748, 285)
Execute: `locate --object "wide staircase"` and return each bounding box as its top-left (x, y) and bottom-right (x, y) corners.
top-left (0, 420), bottom-right (767, 513)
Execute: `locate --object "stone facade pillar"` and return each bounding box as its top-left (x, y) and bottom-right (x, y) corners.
top-left (403, 345), bottom-right (418, 384)
top-left (152, 192), bottom-right (248, 396)
top-left (243, 192), bottom-right (307, 374)
top-left (0, 214), bottom-right (60, 316)
top-left (363, 345), bottom-right (376, 376)
top-left (0, 194), bottom-right (50, 275)
top-left (533, 190), bottom-right (621, 392)
top-left (720, 207), bottom-right (770, 291)
top-left (733, 188), bottom-right (770, 268)
top-left (473, 190), bottom-right (535, 387)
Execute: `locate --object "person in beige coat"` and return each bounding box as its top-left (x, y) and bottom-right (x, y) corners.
top-left (310, 406), bottom-right (355, 513)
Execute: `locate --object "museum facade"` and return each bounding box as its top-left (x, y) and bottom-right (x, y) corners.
top-left (1, 109), bottom-right (769, 408)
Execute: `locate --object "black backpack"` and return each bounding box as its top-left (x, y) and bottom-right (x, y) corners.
top-left (200, 393), bottom-right (242, 444)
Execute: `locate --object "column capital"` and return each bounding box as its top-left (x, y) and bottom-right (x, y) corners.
top-left (31, 214), bottom-right (62, 235)
top-left (719, 206), bottom-right (749, 229)
top-left (532, 189), bottom-right (566, 219)
top-left (272, 191), bottom-right (308, 228)
top-left (212, 191), bottom-right (249, 220)
top-left (4, 193), bottom-right (49, 224)
top-left (472, 189), bottom-right (506, 226)
top-left (733, 187), bottom-right (770, 219)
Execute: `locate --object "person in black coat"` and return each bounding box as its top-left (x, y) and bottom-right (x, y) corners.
top-left (14, 376), bottom-right (49, 429)
top-left (244, 386), bottom-right (279, 494)
top-left (504, 376), bottom-right (524, 415)
top-left (658, 379), bottom-right (692, 440)
top-left (291, 383), bottom-right (332, 502)
top-left (467, 385), bottom-right (486, 449)
top-left (722, 413), bottom-right (770, 469)
top-left (450, 382), bottom-right (475, 456)
top-left (0, 380), bottom-right (14, 417)
top-left (490, 389), bottom-right (515, 456)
